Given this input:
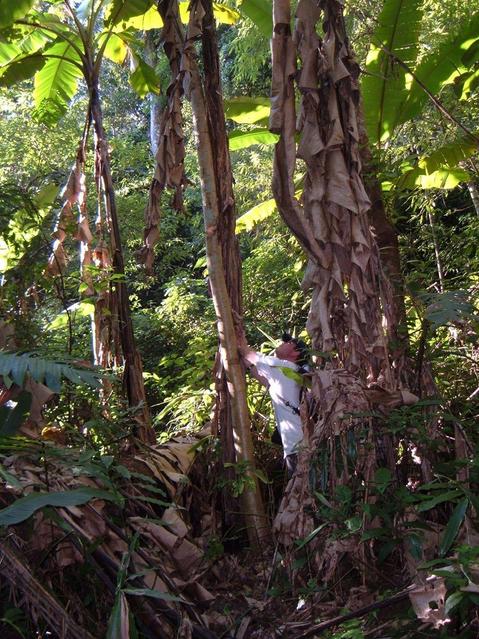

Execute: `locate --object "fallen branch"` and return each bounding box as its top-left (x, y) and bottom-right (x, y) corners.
top-left (295, 588), bottom-right (410, 638)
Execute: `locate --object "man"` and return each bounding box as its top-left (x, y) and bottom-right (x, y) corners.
top-left (238, 333), bottom-right (308, 476)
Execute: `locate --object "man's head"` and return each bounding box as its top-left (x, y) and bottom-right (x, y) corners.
top-left (276, 333), bottom-right (308, 364)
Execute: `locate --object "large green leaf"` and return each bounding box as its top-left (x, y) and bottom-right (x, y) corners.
top-left (0, 42), bottom-right (22, 66)
top-left (0, 488), bottom-right (119, 527)
top-left (129, 57), bottom-right (160, 97)
top-left (224, 97), bottom-right (270, 124)
top-left (0, 0), bottom-right (35, 29)
top-left (0, 53), bottom-right (46, 87)
top-left (106, 0), bottom-right (155, 28)
top-left (397, 167), bottom-right (470, 190)
top-left (362, 0), bottom-right (423, 144)
top-left (228, 128), bottom-right (278, 150)
top-left (400, 14), bottom-right (479, 124)
top-left (238, 0), bottom-right (272, 37)
top-left (33, 38), bottom-right (84, 124)
top-left (100, 31), bottom-right (129, 63)
top-left (110, 5), bottom-right (163, 30)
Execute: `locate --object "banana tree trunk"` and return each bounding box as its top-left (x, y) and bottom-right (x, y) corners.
top-left (200, 0), bottom-right (247, 532)
top-left (89, 84), bottom-right (154, 444)
top-left (185, 3), bottom-right (269, 546)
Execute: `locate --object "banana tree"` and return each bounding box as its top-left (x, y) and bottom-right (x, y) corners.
top-left (140, 0), bottom-right (269, 547)
top-left (0, 0), bottom-right (165, 442)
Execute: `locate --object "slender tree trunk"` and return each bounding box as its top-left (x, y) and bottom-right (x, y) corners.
top-left (427, 208), bottom-right (445, 292)
top-left (467, 182), bottom-right (479, 218)
top-left (145, 31), bottom-right (162, 157)
top-left (189, 69), bottom-right (269, 548)
top-left (89, 84), bottom-right (154, 443)
top-left (200, 0), bottom-right (246, 532)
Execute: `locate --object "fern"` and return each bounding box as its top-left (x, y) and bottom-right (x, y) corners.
top-left (0, 351), bottom-right (102, 393)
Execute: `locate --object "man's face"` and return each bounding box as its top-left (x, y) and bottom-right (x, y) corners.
top-left (275, 340), bottom-right (300, 362)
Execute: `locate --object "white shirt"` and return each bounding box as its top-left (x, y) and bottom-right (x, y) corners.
top-left (254, 353), bottom-right (304, 457)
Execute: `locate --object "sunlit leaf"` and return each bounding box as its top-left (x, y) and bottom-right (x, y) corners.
top-left (111, 5), bottom-right (163, 30)
top-left (224, 97), bottom-right (270, 124)
top-left (100, 32), bottom-right (129, 64)
top-left (106, 0), bottom-right (155, 27)
top-left (47, 301), bottom-right (95, 331)
top-left (398, 168), bottom-right (470, 190)
top-left (212, 3), bottom-right (240, 25)
top-left (235, 198), bottom-right (277, 233)
top-left (228, 128), bottom-right (278, 150)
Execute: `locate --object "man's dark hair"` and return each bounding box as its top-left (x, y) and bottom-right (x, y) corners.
top-left (282, 332), bottom-right (308, 366)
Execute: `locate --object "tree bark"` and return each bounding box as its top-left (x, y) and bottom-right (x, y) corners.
top-left (200, 0), bottom-right (246, 532)
top-left (185, 1), bottom-right (269, 545)
top-left (89, 84), bottom-right (154, 443)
